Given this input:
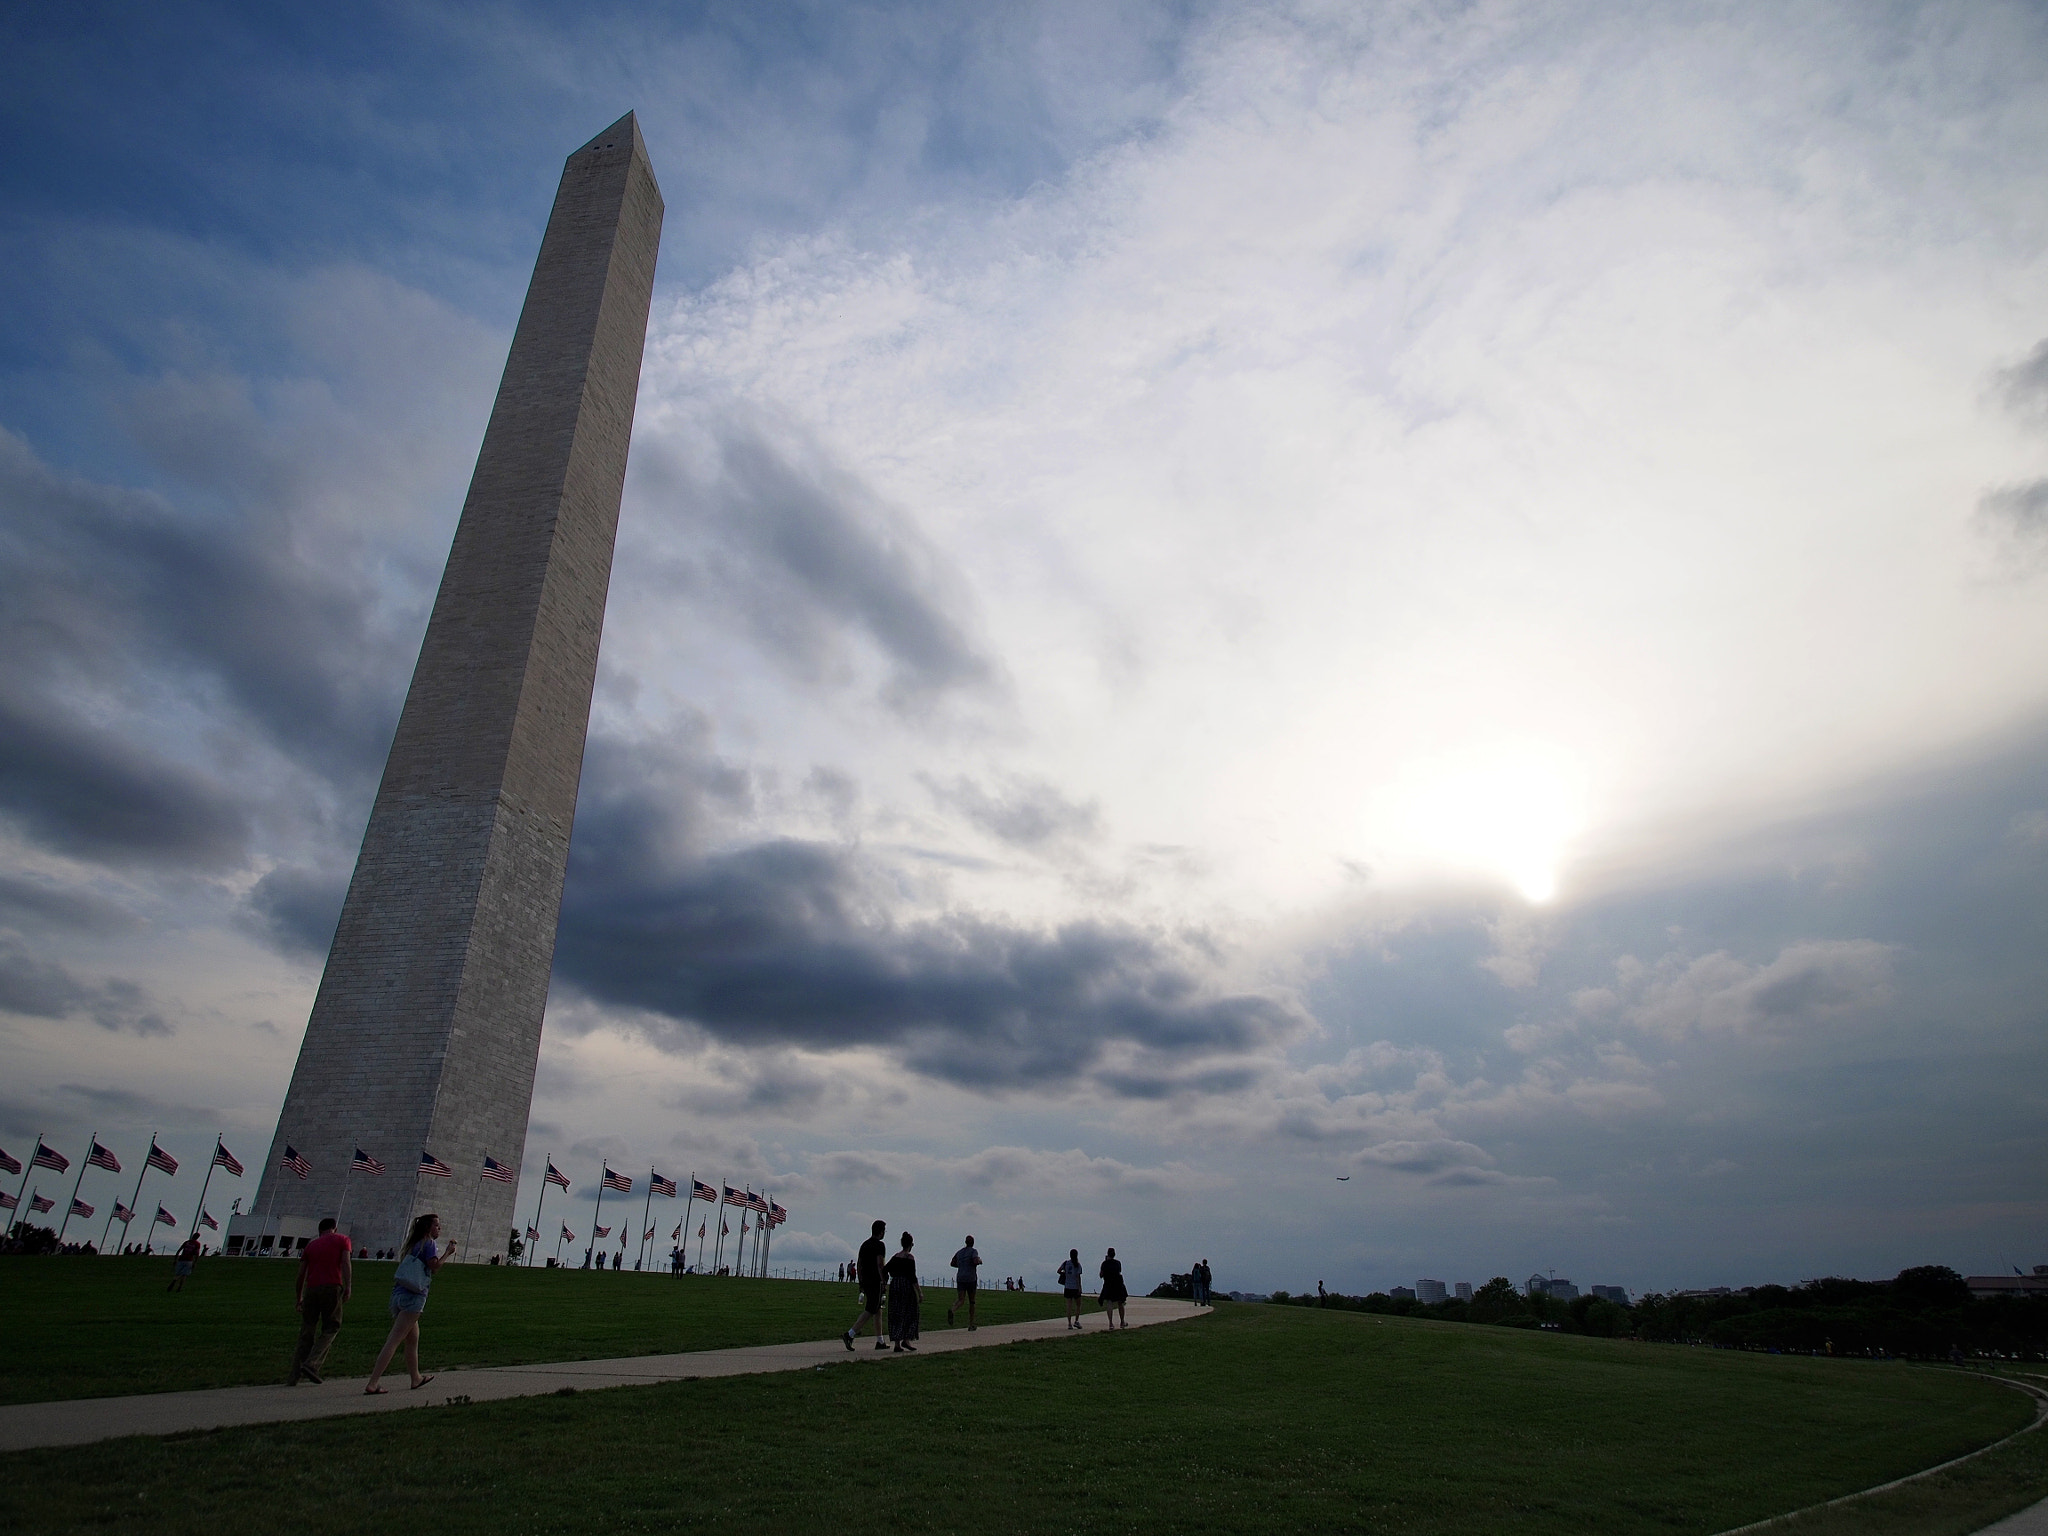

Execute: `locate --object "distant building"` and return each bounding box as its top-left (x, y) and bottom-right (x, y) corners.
top-left (1676, 1287), bottom-right (1733, 1299)
top-left (1547, 1278), bottom-right (1579, 1300)
top-left (1416, 1279), bottom-right (1447, 1304)
top-left (1389, 1285), bottom-right (1416, 1301)
top-left (1527, 1273), bottom-right (1578, 1300)
top-left (1455, 1281), bottom-right (1472, 1302)
top-left (1590, 1285), bottom-right (1629, 1304)
top-left (1965, 1266), bottom-right (2048, 1301)
top-left (1526, 1272), bottom-right (1548, 1296)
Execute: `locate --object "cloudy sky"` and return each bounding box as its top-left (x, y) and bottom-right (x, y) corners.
top-left (4, 0), bottom-right (2047, 1295)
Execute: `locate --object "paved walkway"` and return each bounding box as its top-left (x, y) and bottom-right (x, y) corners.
top-left (0, 1297), bottom-right (1205, 1452)
top-left (1980, 1496), bottom-right (2048, 1534)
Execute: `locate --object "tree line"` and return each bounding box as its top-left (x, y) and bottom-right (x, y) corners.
top-left (1155, 1266), bottom-right (2048, 1359)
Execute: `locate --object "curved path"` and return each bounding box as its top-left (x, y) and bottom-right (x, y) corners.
top-left (0, 1296), bottom-right (1206, 1452)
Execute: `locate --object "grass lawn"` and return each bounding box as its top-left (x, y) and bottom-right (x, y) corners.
top-left (0, 1256), bottom-right (1067, 1402)
top-left (5, 1298), bottom-right (2043, 1534)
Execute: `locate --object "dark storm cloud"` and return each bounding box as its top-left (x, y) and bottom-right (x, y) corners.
top-left (554, 776), bottom-right (1294, 1094)
top-left (0, 875), bottom-right (136, 935)
top-left (1, 432), bottom-right (407, 759)
top-left (243, 865), bottom-right (350, 959)
top-left (634, 420), bottom-right (996, 708)
top-left (0, 938), bottom-right (169, 1036)
top-left (0, 686), bottom-right (247, 865)
top-left (922, 772), bottom-right (1102, 850)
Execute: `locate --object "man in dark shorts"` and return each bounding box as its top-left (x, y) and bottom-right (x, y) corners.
top-left (1059, 1248), bottom-right (1085, 1329)
top-left (288, 1217), bottom-right (352, 1385)
top-left (843, 1219), bottom-right (890, 1350)
top-left (947, 1235), bottom-right (983, 1329)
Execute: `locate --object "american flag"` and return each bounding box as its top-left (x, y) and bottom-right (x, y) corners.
top-left (200, 1211), bottom-right (219, 1231)
top-left (0, 1148), bottom-right (18, 1176)
top-left (746, 1190), bottom-right (771, 1214)
top-left (29, 1193), bottom-right (54, 1213)
top-left (671, 1224), bottom-right (681, 1240)
top-left (720, 1220), bottom-right (729, 1235)
top-left (722, 1184), bottom-right (744, 1205)
top-left (601, 1165), bottom-right (632, 1193)
top-left (32, 1141), bottom-right (69, 1174)
top-left (526, 1225), bottom-right (539, 1241)
top-left (87, 1138), bottom-right (122, 1174)
top-left (650, 1172), bottom-right (677, 1198)
top-left (212, 1140), bottom-right (244, 1177)
top-left (545, 1161), bottom-right (571, 1190)
top-left (146, 1140), bottom-right (179, 1176)
top-left (0, 1192), bottom-right (15, 1210)
top-left (113, 1202), bottom-right (136, 1223)
top-left (770, 1202), bottom-right (788, 1226)
top-left (690, 1178), bottom-right (717, 1203)
top-left (560, 1224), bottom-right (575, 1243)
top-left (69, 1197), bottom-right (93, 1219)
top-left (481, 1156), bottom-right (516, 1183)
top-left (351, 1148), bottom-right (385, 1174)
top-left (643, 1226), bottom-right (656, 1242)
top-left (594, 1224), bottom-right (611, 1239)
top-left (419, 1151), bottom-right (452, 1178)
top-left (697, 1222), bottom-right (706, 1238)
top-left (282, 1145), bottom-right (311, 1179)
top-left (739, 1217), bottom-right (749, 1234)
top-left (155, 1205), bottom-right (178, 1226)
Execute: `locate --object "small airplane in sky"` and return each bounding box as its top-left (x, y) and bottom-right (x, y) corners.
top-left (1335, 1175), bottom-right (1350, 1181)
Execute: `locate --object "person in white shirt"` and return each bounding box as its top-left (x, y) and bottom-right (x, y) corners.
top-left (948, 1235), bottom-right (983, 1329)
top-left (1058, 1248), bottom-right (1085, 1329)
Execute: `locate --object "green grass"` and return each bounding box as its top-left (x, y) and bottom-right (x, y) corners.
top-left (5, 1300), bottom-right (2041, 1535)
top-left (0, 1256), bottom-right (1066, 1402)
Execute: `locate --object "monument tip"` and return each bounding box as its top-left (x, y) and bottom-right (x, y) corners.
top-left (572, 111), bottom-right (658, 200)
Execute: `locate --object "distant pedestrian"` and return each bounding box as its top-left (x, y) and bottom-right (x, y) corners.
top-left (1099, 1247), bottom-right (1128, 1329)
top-left (168, 1234), bottom-right (201, 1292)
top-left (843, 1219), bottom-right (890, 1351)
top-left (1059, 1249), bottom-right (1085, 1329)
top-left (1192, 1259), bottom-right (1211, 1306)
top-left (1318, 1280), bottom-right (1327, 1306)
top-left (886, 1232), bottom-right (922, 1352)
top-left (288, 1217), bottom-right (352, 1385)
top-left (948, 1235), bottom-right (983, 1329)
top-left (364, 1213), bottom-right (454, 1394)
top-left (612, 1249), bottom-right (622, 1271)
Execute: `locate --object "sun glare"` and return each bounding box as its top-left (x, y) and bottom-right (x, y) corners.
top-left (1367, 743), bottom-right (1587, 903)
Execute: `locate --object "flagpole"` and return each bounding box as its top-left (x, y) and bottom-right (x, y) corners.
top-left (461, 1166), bottom-right (486, 1265)
top-left (258, 1151), bottom-right (285, 1256)
top-left (590, 1171), bottom-right (607, 1270)
top-left (528, 1159), bottom-right (551, 1268)
top-left (554, 1225), bottom-right (567, 1266)
top-left (188, 1137), bottom-right (222, 1245)
top-left (761, 1195), bottom-right (773, 1278)
top-left (678, 1182), bottom-right (695, 1274)
top-left (334, 1152), bottom-right (355, 1233)
top-left (123, 1138), bottom-right (161, 1254)
top-left (637, 1169), bottom-right (654, 1271)
top-left (711, 1181), bottom-right (728, 1275)
top-left (99, 1134), bottom-right (134, 1253)
top-left (10, 1133), bottom-right (41, 1240)
top-left (53, 1135), bottom-right (94, 1245)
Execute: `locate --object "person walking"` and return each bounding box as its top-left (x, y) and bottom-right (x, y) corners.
top-left (287, 1217), bottom-right (352, 1385)
top-left (168, 1233), bottom-right (201, 1292)
top-left (886, 1231), bottom-right (922, 1352)
top-left (364, 1213), bottom-right (454, 1394)
top-left (1099, 1247), bottom-right (1129, 1329)
top-left (843, 1219), bottom-right (889, 1351)
top-left (1194, 1259), bottom-right (1212, 1306)
top-left (1059, 1248), bottom-right (1085, 1329)
top-left (947, 1234), bottom-right (983, 1329)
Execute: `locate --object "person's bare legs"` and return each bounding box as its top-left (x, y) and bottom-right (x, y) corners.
top-left (403, 1323), bottom-right (425, 1387)
top-left (365, 1312), bottom-right (418, 1392)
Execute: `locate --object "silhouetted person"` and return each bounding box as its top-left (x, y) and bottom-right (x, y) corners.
top-left (844, 1219), bottom-right (889, 1350)
top-left (886, 1232), bottom-right (922, 1352)
top-left (1099, 1247), bottom-right (1128, 1329)
top-left (288, 1217), bottom-right (352, 1385)
top-left (1059, 1249), bottom-right (1085, 1329)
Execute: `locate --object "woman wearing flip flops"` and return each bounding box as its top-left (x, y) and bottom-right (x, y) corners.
top-left (365, 1213), bottom-right (454, 1394)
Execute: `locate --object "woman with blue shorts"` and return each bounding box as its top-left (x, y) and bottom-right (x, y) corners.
top-left (365, 1212), bottom-right (455, 1393)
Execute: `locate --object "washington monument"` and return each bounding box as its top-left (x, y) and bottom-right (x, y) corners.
top-left (249, 113), bottom-right (663, 1258)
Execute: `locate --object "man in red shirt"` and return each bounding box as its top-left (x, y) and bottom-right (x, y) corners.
top-left (287, 1217), bottom-right (353, 1385)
